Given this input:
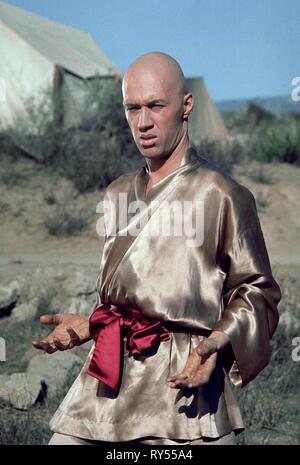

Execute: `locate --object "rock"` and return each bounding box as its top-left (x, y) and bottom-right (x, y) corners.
top-left (0, 372), bottom-right (43, 410)
top-left (73, 340), bottom-right (94, 357)
top-left (279, 311), bottom-right (300, 335)
top-left (12, 298), bottom-right (39, 321)
top-left (21, 347), bottom-right (39, 365)
top-left (41, 266), bottom-right (68, 285)
top-left (27, 351), bottom-right (83, 398)
top-left (67, 297), bottom-right (93, 317)
top-left (47, 295), bottom-right (61, 313)
top-left (28, 267), bottom-right (57, 303)
top-left (50, 296), bottom-right (93, 317)
top-left (0, 285), bottom-right (18, 317)
top-left (7, 276), bottom-right (30, 302)
top-left (62, 271), bottom-right (95, 297)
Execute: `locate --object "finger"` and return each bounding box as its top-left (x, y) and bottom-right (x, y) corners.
top-left (187, 373), bottom-right (210, 387)
top-left (167, 372), bottom-right (189, 382)
top-left (169, 378), bottom-right (191, 389)
top-left (66, 327), bottom-right (80, 346)
top-left (168, 361), bottom-right (197, 379)
top-left (53, 338), bottom-right (69, 351)
top-left (40, 341), bottom-right (55, 353)
top-left (169, 374), bottom-right (209, 389)
top-left (168, 380), bottom-right (184, 388)
top-left (170, 376), bottom-right (191, 385)
top-left (40, 314), bottom-right (62, 325)
top-left (32, 339), bottom-right (49, 350)
top-left (32, 340), bottom-right (45, 350)
top-left (39, 340), bottom-right (57, 354)
top-left (169, 366), bottom-right (213, 388)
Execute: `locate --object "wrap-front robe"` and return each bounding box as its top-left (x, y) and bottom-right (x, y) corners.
top-left (49, 146), bottom-right (281, 442)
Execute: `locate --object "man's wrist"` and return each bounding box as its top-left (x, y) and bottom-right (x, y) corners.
top-left (208, 330), bottom-right (230, 352)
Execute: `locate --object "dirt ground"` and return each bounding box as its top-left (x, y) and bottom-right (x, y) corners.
top-left (0, 154), bottom-right (299, 445)
top-left (1, 156), bottom-right (299, 268)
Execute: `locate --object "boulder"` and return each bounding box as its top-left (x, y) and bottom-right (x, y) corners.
top-left (0, 285), bottom-right (18, 317)
top-left (62, 271), bottom-right (95, 297)
top-left (50, 295), bottom-right (93, 317)
top-left (7, 275), bottom-right (31, 302)
top-left (28, 267), bottom-right (58, 303)
top-left (0, 372), bottom-right (43, 410)
top-left (279, 311), bottom-right (300, 335)
top-left (12, 298), bottom-right (39, 321)
top-left (27, 351), bottom-right (83, 398)
top-left (21, 347), bottom-right (39, 365)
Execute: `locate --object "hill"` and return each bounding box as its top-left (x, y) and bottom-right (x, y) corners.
top-left (216, 95), bottom-right (300, 115)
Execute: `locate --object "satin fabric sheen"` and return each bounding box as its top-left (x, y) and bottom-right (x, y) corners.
top-left (88, 303), bottom-right (170, 392)
top-left (49, 146), bottom-right (281, 442)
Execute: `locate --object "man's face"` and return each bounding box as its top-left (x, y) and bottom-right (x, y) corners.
top-left (122, 68), bottom-right (185, 160)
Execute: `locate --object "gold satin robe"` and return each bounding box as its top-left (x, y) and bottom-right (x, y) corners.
top-left (49, 147), bottom-right (281, 442)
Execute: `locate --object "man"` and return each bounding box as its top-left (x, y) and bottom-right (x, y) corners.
top-left (32, 52), bottom-right (281, 445)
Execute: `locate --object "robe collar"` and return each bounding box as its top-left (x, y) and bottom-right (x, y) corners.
top-left (134, 145), bottom-right (203, 202)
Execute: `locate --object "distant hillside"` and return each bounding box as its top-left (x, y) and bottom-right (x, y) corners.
top-left (216, 95), bottom-right (300, 114)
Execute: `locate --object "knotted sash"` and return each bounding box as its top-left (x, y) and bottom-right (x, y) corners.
top-left (87, 303), bottom-right (170, 393)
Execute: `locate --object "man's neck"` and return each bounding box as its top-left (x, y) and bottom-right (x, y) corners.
top-left (145, 137), bottom-right (190, 189)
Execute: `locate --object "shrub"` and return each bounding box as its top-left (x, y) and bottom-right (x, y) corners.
top-left (196, 138), bottom-right (246, 173)
top-left (0, 167), bottom-right (27, 187)
top-left (250, 123), bottom-right (300, 165)
top-left (222, 111), bottom-right (253, 134)
top-left (54, 79), bottom-right (142, 192)
top-left (247, 102), bottom-right (275, 126)
top-left (2, 80), bottom-right (142, 192)
top-left (56, 128), bottom-right (141, 193)
top-left (45, 204), bottom-right (89, 237)
top-left (222, 103), bottom-right (276, 135)
top-left (245, 164), bottom-right (275, 185)
top-left (3, 88), bottom-right (61, 163)
top-left (255, 191), bottom-right (271, 212)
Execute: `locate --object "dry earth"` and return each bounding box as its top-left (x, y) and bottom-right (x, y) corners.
top-left (1, 156), bottom-right (299, 270)
top-left (0, 154), bottom-right (299, 445)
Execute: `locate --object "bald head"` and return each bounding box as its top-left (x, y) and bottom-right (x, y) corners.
top-left (122, 52), bottom-right (194, 160)
top-left (123, 52), bottom-right (187, 100)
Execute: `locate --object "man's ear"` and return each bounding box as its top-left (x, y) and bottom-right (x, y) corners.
top-left (183, 92), bottom-right (194, 120)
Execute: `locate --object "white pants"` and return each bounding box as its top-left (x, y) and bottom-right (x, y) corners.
top-left (48, 431), bottom-right (237, 445)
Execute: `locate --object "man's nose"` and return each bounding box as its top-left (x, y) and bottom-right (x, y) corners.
top-left (137, 107), bottom-right (153, 131)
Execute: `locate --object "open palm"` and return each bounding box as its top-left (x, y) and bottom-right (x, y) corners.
top-left (167, 338), bottom-right (218, 389)
top-left (32, 313), bottom-right (91, 354)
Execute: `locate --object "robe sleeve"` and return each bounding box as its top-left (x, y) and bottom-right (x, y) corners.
top-left (213, 184), bottom-right (281, 388)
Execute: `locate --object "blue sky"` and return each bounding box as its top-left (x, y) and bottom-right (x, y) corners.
top-left (3, 0), bottom-right (300, 100)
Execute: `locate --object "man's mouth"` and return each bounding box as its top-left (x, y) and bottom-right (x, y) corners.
top-left (140, 135), bottom-right (157, 147)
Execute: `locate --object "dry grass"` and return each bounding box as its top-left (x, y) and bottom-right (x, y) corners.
top-left (0, 272), bottom-right (299, 445)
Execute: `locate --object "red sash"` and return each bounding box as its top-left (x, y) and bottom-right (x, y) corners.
top-left (87, 303), bottom-right (170, 393)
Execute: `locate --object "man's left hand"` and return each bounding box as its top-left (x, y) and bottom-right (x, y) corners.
top-left (167, 331), bottom-right (229, 389)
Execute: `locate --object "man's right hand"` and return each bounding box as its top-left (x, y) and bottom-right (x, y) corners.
top-left (32, 314), bottom-right (91, 354)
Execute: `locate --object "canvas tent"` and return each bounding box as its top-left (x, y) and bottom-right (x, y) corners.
top-left (0, 1), bottom-right (121, 129)
top-left (185, 77), bottom-right (228, 143)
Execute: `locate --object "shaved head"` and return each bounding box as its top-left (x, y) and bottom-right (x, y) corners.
top-left (123, 52), bottom-right (187, 98)
top-left (122, 51), bottom-right (193, 161)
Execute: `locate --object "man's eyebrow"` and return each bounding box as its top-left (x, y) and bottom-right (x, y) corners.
top-left (147, 99), bottom-right (167, 106)
top-left (123, 99), bottom-right (167, 108)
top-left (123, 102), bottom-right (139, 108)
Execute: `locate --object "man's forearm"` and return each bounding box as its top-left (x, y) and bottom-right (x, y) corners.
top-left (208, 330), bottom-right (230, 352)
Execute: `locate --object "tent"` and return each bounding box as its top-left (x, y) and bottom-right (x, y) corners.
top-left (185, 77), bottom-right (228, 143)
top-left (0, 1), bottom-right (121, 129)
